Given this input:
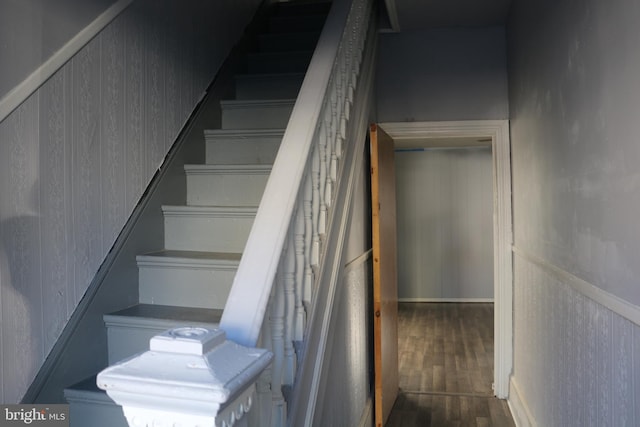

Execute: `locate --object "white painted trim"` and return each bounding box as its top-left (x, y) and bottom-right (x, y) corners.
top-left (0, 0), bottom-right (134, 124)
top-left (382, 0), bottom-right (400, 32)
top-left (380, 120), bottom-right (513, 399)
top-left (398, 298), bottom-right (494, 303)
top-left (344, 249), bottom-right (373, 271)
top-left (513, 246), bottom-right (640, 327)
top-left (508, 377), bottom-right (536, 427)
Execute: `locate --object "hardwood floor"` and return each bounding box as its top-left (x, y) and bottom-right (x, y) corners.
top-left (386, 303), bottom-right (515, 427)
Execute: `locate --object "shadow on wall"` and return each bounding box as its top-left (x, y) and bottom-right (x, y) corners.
top-left (0, 179), bottom-right (43, 403)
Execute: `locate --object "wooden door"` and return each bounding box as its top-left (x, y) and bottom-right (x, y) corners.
top-left (370, 123), bottom-right (399, 427)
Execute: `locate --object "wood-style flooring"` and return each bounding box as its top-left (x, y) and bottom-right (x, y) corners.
top-left (386, 303), bottom-right (515, 427)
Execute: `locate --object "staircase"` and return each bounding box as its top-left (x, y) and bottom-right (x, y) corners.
top-left (64, 2), bottom-right (330, 426)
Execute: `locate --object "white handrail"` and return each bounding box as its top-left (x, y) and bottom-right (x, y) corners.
top-left (220, 0), bottom-right (359, 348)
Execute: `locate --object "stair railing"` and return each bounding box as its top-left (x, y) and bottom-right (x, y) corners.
top-left (219, 0), bottom-right (375, 424)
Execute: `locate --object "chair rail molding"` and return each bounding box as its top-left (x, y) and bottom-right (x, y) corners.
top-left (379, 119), bottom-right (514, 399)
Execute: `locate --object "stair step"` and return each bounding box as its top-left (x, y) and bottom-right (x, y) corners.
top-left (221, 99), bottom-right (295, 130)
top-left (104, 304), bottom-right (222, 364)
top-left (204, 129), bottom-right (284, 164)
top-left (65, 377), bottom-right (127, 427)
top-left (273, 1), bottom-right (331, 17)
top-left (235, 72), bottom-right (305, 100)
top-left (137, 250), bottom-right (240, 309)
top-left (247, 50), bottom-right (313, 73)
top-left (268, 14), bottom-right (327, 33)
top-left (163, 205), bottom-right (257, 252)
top-left (258, 31), bottom-right (321, 52)
top-left (185, 164), bottom-right (271, 206)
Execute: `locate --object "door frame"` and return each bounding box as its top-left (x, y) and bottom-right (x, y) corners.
top-left (379, 120), bottom-right (513, 399)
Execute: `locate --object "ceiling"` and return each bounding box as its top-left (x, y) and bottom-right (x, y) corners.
top-left (382, 0), bottom-right (513, 32)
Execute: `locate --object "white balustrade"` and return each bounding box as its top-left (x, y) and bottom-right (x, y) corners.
top-left (218, 0), bottom-right (374, 424)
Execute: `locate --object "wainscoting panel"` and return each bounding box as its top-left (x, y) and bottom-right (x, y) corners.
top-left (314, 254), bottom-right (373, 427)
top-left (0, 0), bottom-right (261, 403)
top-left (511, 249), bottom-right (639, 426)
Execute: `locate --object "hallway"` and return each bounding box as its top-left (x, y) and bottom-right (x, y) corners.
top-left (386, 303), bottom-right (515, 427)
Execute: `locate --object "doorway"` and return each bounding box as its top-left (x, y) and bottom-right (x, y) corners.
top-left (378, 120), bottom-right (513, 399)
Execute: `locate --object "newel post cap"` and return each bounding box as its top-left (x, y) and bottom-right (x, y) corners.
top-left (97, 327), bottom-right (273, 427)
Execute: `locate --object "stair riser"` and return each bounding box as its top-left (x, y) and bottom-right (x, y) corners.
top-left (259, 33), bottom-right (320, 52)
top-left (106, 319), bottom-right (219, 364)
top-left (205, 134), bottom-right (282, 164)
top-left (235, 74), bottom-right (304, 100)
top-left (221, 102), bottom-right (293, 129)
top-left (269, 16), bottom-right (326, 33)
top-left (67, 399), bottom-right (127, 427)
top-left (164, 213), bottom-right (254, 253)
top-left (273, 2), bottom-right (331, 17)
top-left (247, 53), bottom-right (312, 74)
top-left (138, 265), bottom-right (236, 309)
top-left (186, 172), bottom-right (269, 206)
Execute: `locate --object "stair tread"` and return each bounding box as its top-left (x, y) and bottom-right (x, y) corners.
top-left (204, 128), bottom-right (285, 137)
top-left (138, 249), bottom-right (242, 262)
top-left (220, 98), bottom-right (296, 107)
top-left (184, 163), bottom-right (272, 172)
top-left (248, 49), bottom-right (314, 58)
top-left (105, 303), bottom-right (223, 324)
top-left (235, 71), bottom-right (306, 80)
top-left (162, 204), bottom-right (258, 213)
top-left (66, 375), bottom-right (101, 394)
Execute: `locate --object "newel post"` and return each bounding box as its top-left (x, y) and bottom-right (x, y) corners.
top-left (97, 327), bottom-right (273, 427)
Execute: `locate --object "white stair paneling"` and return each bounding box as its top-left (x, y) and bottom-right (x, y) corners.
top-left (246, 51), bottom-right (313, 73)
top-left (221, 99), bottom-right (295, 129)
top-left (235, 72), bottom-right (305, 100)
top-left (162, 205), bottom-right (257, 252)
top-left (185, 164), bottom-right (271, 206)
top-left (204, 129), bottom-right (284, 165)
top-left (104, 304), bottom-right (222, 364)
top-left (137, 250), bottom-right (240, 309)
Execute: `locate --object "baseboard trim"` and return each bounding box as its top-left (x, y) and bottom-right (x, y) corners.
top-left (513, 246), bottom-right (640, 326)
top-left (398, 298), bottom-right (494, 303)
top-left (508, 377), bottom-right (536, 427)
top-left (0, 0), bottom-right (134, 124)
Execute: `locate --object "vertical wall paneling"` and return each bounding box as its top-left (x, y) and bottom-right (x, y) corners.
top-left (0, 96), bottom-right (43, 403)
top-left (71, 37), bottom-right (103, 305)
top-left (145, 2), bottom-right (165, 177)
top-left (0, 0), bottom-right (262, 403)
top-left (124, 2), bottom-right (144, 210)
top-left (39, 69), bottom-right (69, 353)
top-left (395, 148), bottom-right (493, 301)
top-left (101, 14), bottom-right (126, 255)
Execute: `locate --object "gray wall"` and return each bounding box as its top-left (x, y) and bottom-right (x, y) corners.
top-left (0, 0), bottom-right (117, 100)
top-left (395, 148), bottom-right (493, 301)
top-left (376, 27), bottom-right (508, 122)
top-left (509, 0), bottom-right (640, 424)
top-left (0, 0), bottom-right (261, 403)
top-left (315, 142), bottom-right (373, 426)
